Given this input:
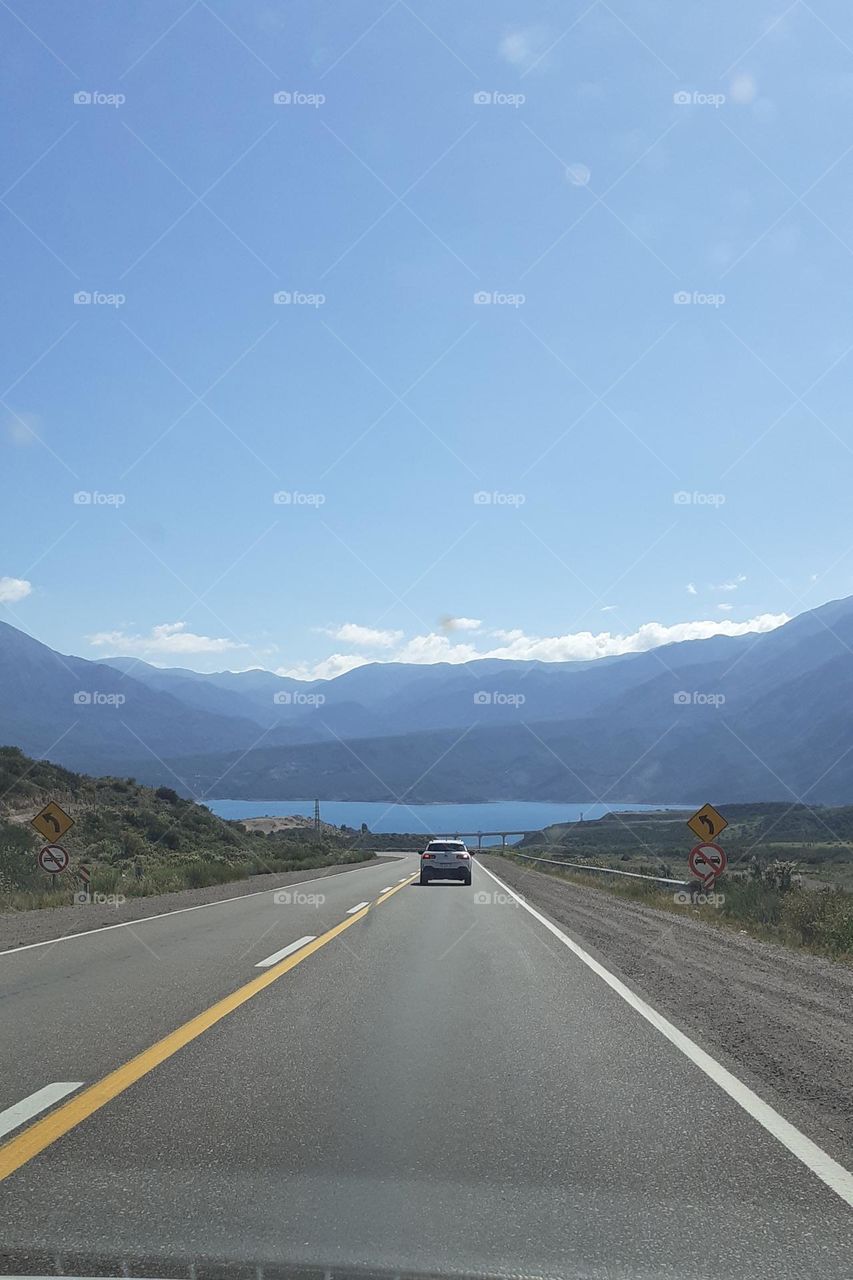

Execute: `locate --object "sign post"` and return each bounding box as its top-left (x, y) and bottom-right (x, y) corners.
top-left (685, 805), bottom-right (729, 898)
top-left (32, 804), bottom-right (75, 895)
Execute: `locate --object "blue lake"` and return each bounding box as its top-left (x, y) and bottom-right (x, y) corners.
top-left (204, 800), bottom-right (692, 845)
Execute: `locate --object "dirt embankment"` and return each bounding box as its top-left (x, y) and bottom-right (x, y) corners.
top-left (235, 814), bottom-right (340, 835)
top-left (481, 854), bottom-right (853, 1168)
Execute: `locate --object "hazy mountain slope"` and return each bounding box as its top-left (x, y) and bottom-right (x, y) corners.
top-left (5, 597), bottom-right (853, 800)
top-left (0, 622), bottom-right (274, 773)
top-left (124, 597), bottom-right (853, 803)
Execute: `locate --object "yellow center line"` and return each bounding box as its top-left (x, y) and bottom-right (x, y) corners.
top-left (0, 875), bottom-right (417, 1184)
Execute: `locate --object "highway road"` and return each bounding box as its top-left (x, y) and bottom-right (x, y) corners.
top-left (0, 851), bottom-right (851, 1279)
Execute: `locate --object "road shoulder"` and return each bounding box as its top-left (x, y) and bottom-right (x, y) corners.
top-left (481, 853), bottom-right (853, 1168)
top-left (0, 856), bottom-right (400, 952)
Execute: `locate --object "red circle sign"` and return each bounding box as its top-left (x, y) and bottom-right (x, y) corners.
top-left (38, 844), bottom-right (69, 874)
top-left (688, 842), bottom-right (727, 888)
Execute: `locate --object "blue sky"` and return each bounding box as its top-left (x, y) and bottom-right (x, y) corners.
top-left (2, 0), bottom-right (852, 677)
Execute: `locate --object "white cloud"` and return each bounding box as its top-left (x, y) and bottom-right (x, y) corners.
top-left (600, 605), bottom-right (618, 612)
top-left (729, 72), bottom-right (758, 105)
top-left (686, 583), bottom-right (697, 595)
top-left (88, 621), bottom-right (247, 657)
top-left (498, 25), bottom-right (550, 70)
top-left (283, 614), bottom-right (790, 679)
top-left (0, 576), bottom-right (32, 604)
top-left (716, 574), bottom-right (747, 591)
top-left (277, 653), bottom-right (370, 681)
top-left (718, 603), bottom-right (734, 612)
top-left (456, 615), bottom-right (789, 662)
top-left (566, 163), bottom-right (591, 187)
top-left (395, 633), bottom-right (483, 665)
top-left (439, 615), bottom-right (482, 633)
top-left (323, 623), bottom-right (404, 648)
top-left (5, 411), bottom-right (39, 446)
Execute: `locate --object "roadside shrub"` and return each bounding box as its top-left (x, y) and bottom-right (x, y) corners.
top-left (118, 831), bottom-right (149, 861)
top-left (718, 878), bottom-right (783, 926)
top-left (781, 888), bottom-right (853, 957)
top-left (127, 866), bottom-right (187, 897)
top-left (0, 837), bottom-right (41, 892)
top-left (184, 860), bottom-right (242, 889)
top-left (91, 866), bottom-right (123, 894)
top-left (748, 856), bottom-right (799, 891)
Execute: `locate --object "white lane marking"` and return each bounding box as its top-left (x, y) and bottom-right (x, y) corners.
top-left (0, 1083), bottom-right (84, 1140)
top-left (347, 901), bottom-right (370, 914)
top-left (255, 936), bottom-right (316, 968)
top-left (380, 886), bottom-right (393, 893)
top-left (476, 860), bottom-right (853, 1209)
top-left (0, 863), bottom-right (396, 957)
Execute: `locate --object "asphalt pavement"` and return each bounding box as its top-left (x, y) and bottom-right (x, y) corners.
top-left (0, 852), bottom-right (851, 1279)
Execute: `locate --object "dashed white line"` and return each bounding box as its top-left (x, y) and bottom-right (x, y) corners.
top-left (346, 901), bottom-right (369, 914)
top-left (476, 860), bottom-right (853, 1209)
top-left (255, 936), bottom-right (316, 969)
top-left (0, 1083), bottom-right (84, 1140)
top-left (0, 863), bottom-right (390, 957)
top-left (380, 886), bottom-right (393, 893)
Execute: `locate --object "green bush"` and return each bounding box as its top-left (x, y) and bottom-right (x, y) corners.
top-left (0, 821), bottom-right (41, 891)
top-left (184, 860), bottom-right (243, 890)
top-left (91, 866), bottom-right (123, 894)
top-left (781, 888), bottom-right (853, 957)
top-left (719, 878), bottom-right (784, 926)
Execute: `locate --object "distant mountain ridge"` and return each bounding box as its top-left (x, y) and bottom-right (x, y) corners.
top-left (2, 599), bottom-right (853, 801)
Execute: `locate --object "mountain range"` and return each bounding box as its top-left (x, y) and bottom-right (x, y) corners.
top-left (2, 597), bottom-right (853, 802)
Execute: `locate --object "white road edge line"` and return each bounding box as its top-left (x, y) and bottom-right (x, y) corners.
top-left (0, 1083), bottom-right (84, 1140)
top-left (255, 936), bottom-right (317, 968)
top-left (347, 901), bottom-right (370, 914)
top-left (0, 863), bottom-right (393, 957)
top-left (476, 860), bottom-right (853, 1209)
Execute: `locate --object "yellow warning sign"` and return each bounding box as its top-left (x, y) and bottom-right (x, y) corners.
top-left (31, 801), bottom-right (74, 842)
top-left (687, 803), bottom-right (727, 842)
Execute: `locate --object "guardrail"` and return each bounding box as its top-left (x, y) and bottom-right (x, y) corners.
top-left (512, 851), bottom-right (689, 888)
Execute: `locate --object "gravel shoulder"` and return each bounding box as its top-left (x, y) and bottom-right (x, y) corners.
top-left (0, 856), bottom-right (399, 952)
top-left (481, 853), bottom-right (853, 1168)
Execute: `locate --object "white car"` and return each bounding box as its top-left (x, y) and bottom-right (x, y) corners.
top-left (419, 838), bottom-right (472, 886)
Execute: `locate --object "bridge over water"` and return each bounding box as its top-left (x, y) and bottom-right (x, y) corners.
top-left (435, 830), bottom-right (529, 849)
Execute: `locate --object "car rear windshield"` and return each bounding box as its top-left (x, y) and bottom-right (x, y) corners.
top-left (426, 842), bottom-right (465, 852)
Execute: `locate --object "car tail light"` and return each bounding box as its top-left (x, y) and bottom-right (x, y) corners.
top-left (422, 852), bottom-right (434, 859)
top-left (457, 852), bottom-right (469, 859)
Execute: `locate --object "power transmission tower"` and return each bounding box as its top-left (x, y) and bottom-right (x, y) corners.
top-left (313, 798), bottom-right (320, 831)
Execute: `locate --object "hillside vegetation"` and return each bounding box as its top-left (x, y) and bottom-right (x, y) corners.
top-left (0, 746), bottom-right (381, 911)
top-left (512, 804), bottom-right (853, 960)
top-left (517, 804), bottom-right (853, 887)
